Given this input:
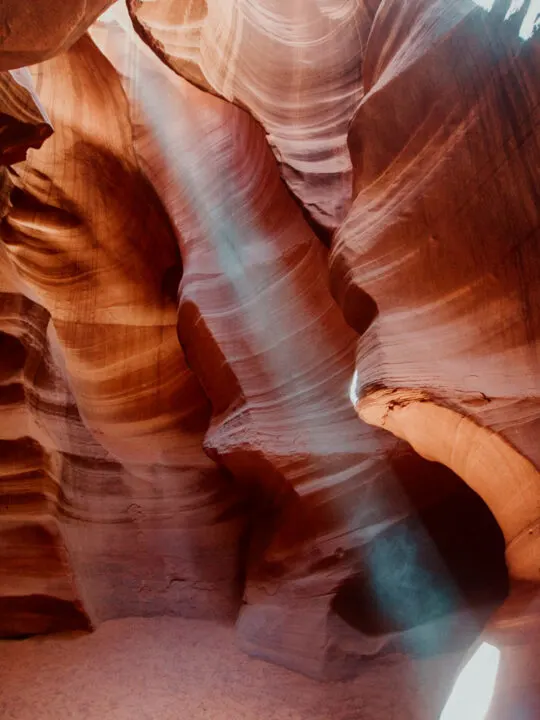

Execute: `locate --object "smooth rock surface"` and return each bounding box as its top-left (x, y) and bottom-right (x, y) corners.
top-left (1, 32), bottom-right (246, 630)
top-left (335, 0), bottom-right (540, 466)
top-left (127, 0), bottom-right (379, 231)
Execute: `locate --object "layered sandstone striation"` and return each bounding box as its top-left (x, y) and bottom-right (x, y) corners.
top-left (1, 29), bottom-right (244, 633)
top-left (338, 1), bottom-right (540, 581)
top-left (0, 0), bottom-right (538, 680)
top-left (126, 0), bottom-right (380, 232)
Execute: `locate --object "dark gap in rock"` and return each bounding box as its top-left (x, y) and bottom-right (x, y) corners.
top-left (332, 450), bottom-right (509, 656)
top-left (0, 595), bottom-right (92, 638)
top-left (0, 331), bottom-right (26, 383)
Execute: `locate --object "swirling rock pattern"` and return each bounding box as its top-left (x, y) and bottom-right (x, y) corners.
top-left (0, 0), bottom-right (538, 682)
top-left (335, 1), bottom-right (540, 580)
top-left (127, 0), bottom-right (380, 232)
top-left (1, 31), bottom-right (245, 630)
top-left (90, 11), bottom-right (510, 676)
top-left (336, 1), bottom-right (540, 461)
top-left (0, 262), bottom-right (90, 635)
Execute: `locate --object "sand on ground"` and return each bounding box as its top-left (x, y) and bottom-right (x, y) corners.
top-left (0, 616), bottom-right (464, 720)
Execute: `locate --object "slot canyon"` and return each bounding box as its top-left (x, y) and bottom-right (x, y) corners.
top-left (0, 1), bottom-right (539, 718)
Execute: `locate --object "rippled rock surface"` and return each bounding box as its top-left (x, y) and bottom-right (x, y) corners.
top-left (0, 0), bottom-right (538, 679)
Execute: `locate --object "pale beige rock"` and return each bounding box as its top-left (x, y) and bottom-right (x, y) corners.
top-left (356, 388), bottom-right (540, 581)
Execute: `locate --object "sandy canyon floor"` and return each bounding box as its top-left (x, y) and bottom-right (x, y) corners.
top-left (0, 617), bottom-right (466, 720)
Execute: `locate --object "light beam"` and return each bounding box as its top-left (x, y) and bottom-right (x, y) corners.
top-left (440, 642), bottom-right (500, 720)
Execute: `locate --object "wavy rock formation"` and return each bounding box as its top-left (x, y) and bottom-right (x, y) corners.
top-left (91, 14), bottom-right (417, 675)
top-left (90, 10), bottom-right (510, 676)
top-left (0, 0), bottom-right (538, 686)
top-left (127, 0), bottom-right (380, 232)
top-left (0, 73), bottom-right (85, 636)
top-left (0, 255), bottom-right (89, 635)
top-left (1, 31), bottom-right (245, 631)
top-left (337, 0), bottom-right (540, 579)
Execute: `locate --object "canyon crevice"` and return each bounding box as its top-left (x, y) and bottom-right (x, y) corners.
top-left (0, 0), bottom-right (538, 692)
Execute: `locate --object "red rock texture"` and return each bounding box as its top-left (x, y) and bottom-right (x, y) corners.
top-left (336, 0), bottom-right (540, 465)
top-left (0, 0), bottom-right (114, 71)
top-left (126, 0), bottom-right (379, 232)
top-left (0, 0), bottom-right (538, 684)
top-left (1, 33), bottom-right (245, 629)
